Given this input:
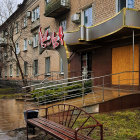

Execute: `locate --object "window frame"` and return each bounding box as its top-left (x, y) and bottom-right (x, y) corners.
top-left (24, 61), bottom-right (28, 76)
top-left (116, 0), bottom-right (135, 13)
top-left (60, 58), bottom-right (64, 74)
top-left (16, 63), bottom-right (19, 77)
top-left (45, 57), bottom-right (51, 75)
top-left (59, 19), bottom-right (67, 31)
top-left (5, 66), bottom-right (7, 77)
top-left (23, 16), bottom-right (27, 28)
top-left (16, 42), bottom-right (20, 54)
top-left (32, 6), bottom-right (40, 22)
top-left (83, 6), bottom-right (93, 27)
top-left (33, 59), bottom-right (38, 76)
top-left (24, 38), bottom-right (28, 51)
top-left (15, 22), bottom-right (19, 34)
top-left (33, 33), bottom-right (39, 48)
top-left (10, 64), bottom-right (13, 77)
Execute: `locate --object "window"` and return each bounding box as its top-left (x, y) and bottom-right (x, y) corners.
top-left (24, 39), bottom-right (27, 51)
top-left (16, 64), bottom-right (19, 76)
top-left (116, 0), bottom-right (135, 12)
top-left (33, 34), bottom-right (38, 48)
top-left (33, 60), bottom-right (38, 76)
top-left (10, 64), bottom-right (12, 77)
top-left (46, 0), bottom-right (51, 3)
top-left (16, 43), bottom-right (20, 54)
top-left (32, 7), bottom-right (40, 22)
top-left (15, 22), bottom-right (19, 33)
top-left (84, 7), bottom-right (93, 27)
top-left (59, 19), bottom-right (67, 31)
top-left (5, 66), bottom-right (7, 77)
top-left (24, 61), bottom-right (28, 76)
top-left (23, 16), bottom-right (27, 27)
top-left (60, 58), bottom-right (64, 74)
top-left (45, 57), bottom-right (50, 74)
top-left (10, 47), bottom-right (12, 57)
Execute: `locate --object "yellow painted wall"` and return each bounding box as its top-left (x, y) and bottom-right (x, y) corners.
top-left (112, 45), bottom-right (139, 85)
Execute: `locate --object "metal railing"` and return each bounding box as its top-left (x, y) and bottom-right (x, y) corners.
top-left (45, 0), bottom-right (70, 17)
top-left (22, 71), bottom-right (140, 109)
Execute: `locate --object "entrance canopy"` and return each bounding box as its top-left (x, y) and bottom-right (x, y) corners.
top-left (64, 8), bottom-right (140, 51)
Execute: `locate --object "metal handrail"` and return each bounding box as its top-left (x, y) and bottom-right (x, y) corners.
top-left (23, 71), bottom-right (140, 109)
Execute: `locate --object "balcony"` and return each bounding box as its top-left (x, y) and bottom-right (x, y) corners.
top-left (45, 0), bottom-right (70, 18)
top-left (64, 8), bottom-right (140, 47)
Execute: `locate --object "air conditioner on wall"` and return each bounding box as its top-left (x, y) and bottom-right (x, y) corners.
top-left (28, 40), bottom-right (32, 45)
top-left (71, 13), bottom-right (80, 24)
top-left (26, 11), bottom-right (31, 18)
top-left (5, 32), bottom-right (8, 36)
top-left (4, 53), bottom-right (7, 57)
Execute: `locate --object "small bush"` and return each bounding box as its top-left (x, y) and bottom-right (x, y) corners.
top-left (31, 80), bottom-right (92, 104)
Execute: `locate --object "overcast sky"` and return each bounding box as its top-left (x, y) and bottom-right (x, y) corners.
top-left (17, 0), bottom-right (23, 4)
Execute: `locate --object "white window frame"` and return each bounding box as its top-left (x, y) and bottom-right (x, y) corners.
top-left (46, 0), bottom-right (51, 3)
top-left (16, 43), bottom-right (20, 54)
top-left (23, 16), bottom-right (27, 27)
top-left (10, 64), bottom-right (12, 77)
top-left (116, 0), bottom-right (135, 13)
top-left (24, 38), bottom-right (27, 51)
top-left (32, 6), bottom-right (40, 22)
top-left (81, 6), bottom-right (93, 27)
top-left (33, 34), bottom-right (38, 48)
top-left (59, 19), bottom-right (67, 31)
top-left (60, 58), bottom-right (64, 74)
top-left (45, 57), bottom-right (50, 75)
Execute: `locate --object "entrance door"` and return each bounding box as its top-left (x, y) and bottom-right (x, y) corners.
top-left (112, 45), bottom-right (139, 85)
top-left (81, 52), bottom-right (92, 77)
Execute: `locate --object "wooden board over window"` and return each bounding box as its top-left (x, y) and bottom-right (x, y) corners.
top-left (112, 45), bottom-right (139, 85)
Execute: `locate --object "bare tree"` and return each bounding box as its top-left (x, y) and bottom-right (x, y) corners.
top-left (0, 0), bottom-right (17, 25)
top-left (0, 0), bottom-right (31, 86)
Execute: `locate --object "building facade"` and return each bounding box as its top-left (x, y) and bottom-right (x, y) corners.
top-left (0, 0), bottom-right (64, 83)
top-left (0, 0), bottom-right (140, 88)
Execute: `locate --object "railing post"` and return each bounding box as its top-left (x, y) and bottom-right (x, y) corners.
top-left (82, 67), bottom-right (87, 106)
top-left (118, 75), bottom-right (120, 97)
top-left (63, 84), bottom-right (65, 104)
top-left (82, 77), bottom-right (85, 106)
top-left (102, 77), bottom-right (104, 102)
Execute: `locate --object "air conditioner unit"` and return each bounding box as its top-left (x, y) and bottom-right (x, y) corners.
top-left (71, 13), bottom-right (80, 24)
top-left (28, 40), bottom-right (32, 45)
top-left (4, 53), bottom-right (7, 57)
top-left (5, 32), bottom-right (8, 36)
top-left (26, 11), bottom-right (31, 18)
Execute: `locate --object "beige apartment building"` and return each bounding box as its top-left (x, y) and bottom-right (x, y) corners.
top-left (1, 0), bottom-right (140, 86)
top-left (0, 0), bottom-right (63, 82)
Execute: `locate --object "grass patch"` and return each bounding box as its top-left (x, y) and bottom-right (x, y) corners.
top-left (0, 93), bottom-right (24, 99)
top-left (0, 88), bottom-right (16, 94)
top-left (92, 109), bottom-right (140, 139)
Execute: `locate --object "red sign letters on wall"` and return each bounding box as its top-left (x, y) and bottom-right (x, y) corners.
top-left (39, 26), bottom-right (64, 49)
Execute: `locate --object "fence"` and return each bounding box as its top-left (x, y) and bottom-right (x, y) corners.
top-left (22, 71), bottom-right (140, 109)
